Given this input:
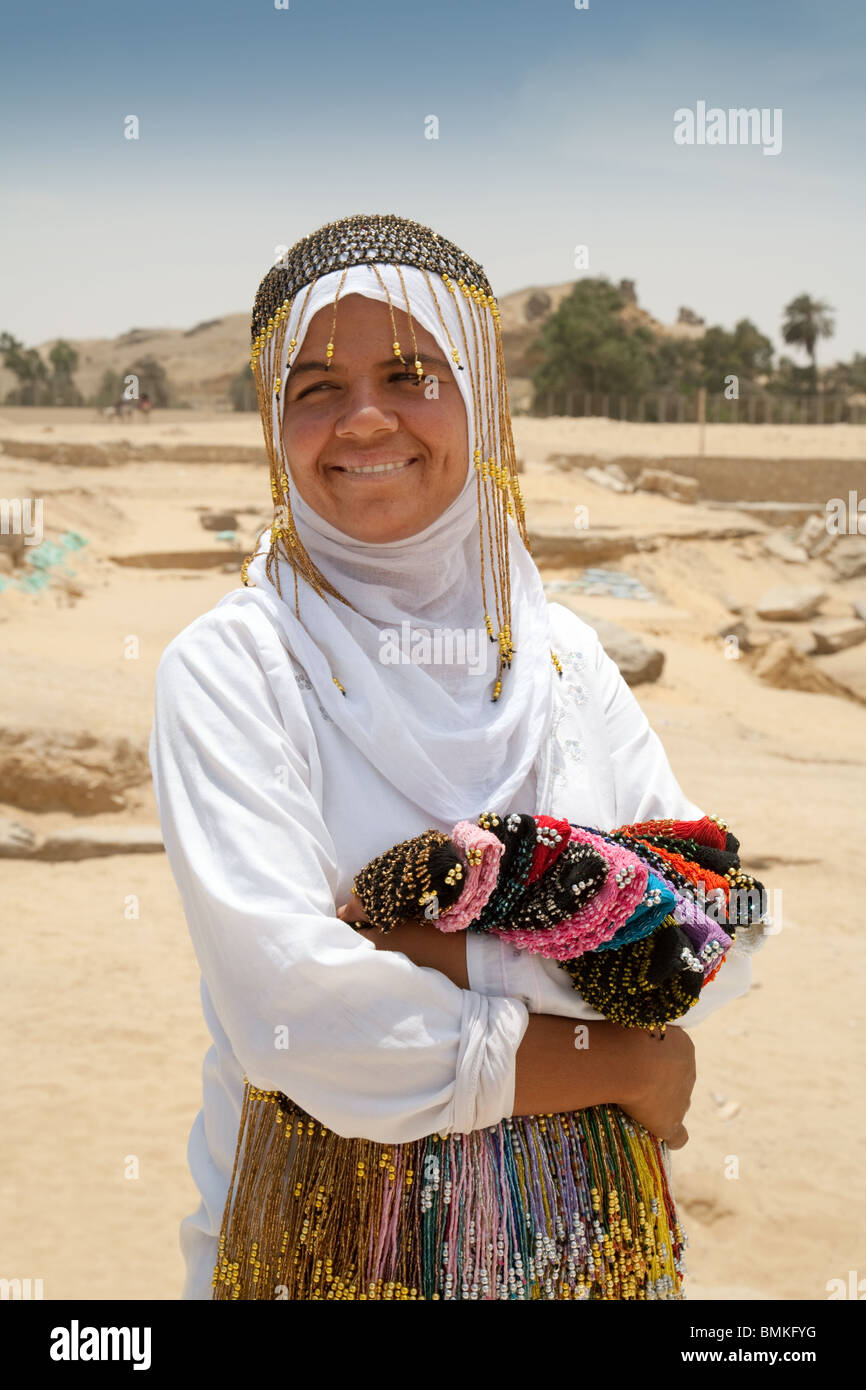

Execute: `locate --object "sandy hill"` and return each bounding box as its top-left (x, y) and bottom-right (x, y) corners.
top-left (0, 312), bottom-right (250, 410)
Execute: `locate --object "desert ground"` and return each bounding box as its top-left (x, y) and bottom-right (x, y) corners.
top-left (1, 406), bottom-right (864, 1301)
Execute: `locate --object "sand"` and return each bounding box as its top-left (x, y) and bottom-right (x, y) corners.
top-left (3, 404), bottom-right (866, 459)
top-left (1, 408), bottom-right (864, 1301)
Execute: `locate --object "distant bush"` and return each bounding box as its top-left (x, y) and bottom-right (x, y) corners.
top-left (0, 333), bottom-right (83, 405)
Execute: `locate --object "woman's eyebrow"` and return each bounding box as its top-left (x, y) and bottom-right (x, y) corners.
top-left (289, 355), bottom-right (452, 378)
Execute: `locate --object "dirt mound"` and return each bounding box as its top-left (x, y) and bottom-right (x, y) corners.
top-left (0, 728), bottom-right (150, 813)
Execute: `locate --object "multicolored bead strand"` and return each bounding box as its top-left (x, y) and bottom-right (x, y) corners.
top-left (213, 1090), bottom-right (687, 1301)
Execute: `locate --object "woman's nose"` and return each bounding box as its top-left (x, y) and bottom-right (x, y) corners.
top-left (334, 381), bottom-right (399, 436)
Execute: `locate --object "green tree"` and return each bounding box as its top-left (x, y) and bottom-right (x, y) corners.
top-left (824, 352), bottom-right (866, 397)
top-left (699, 318), bottom-right (774, 393)
top-left (530, 278), bottom-right (657, 406)
top-left (47, 339), bottom-right (83, 405)
top-left (769, 355), bottom-right (814, 398)
top-left (0, 332), bottom-right (50, 405)
top-left (649, 336), bottom-right (704, 394)
top-left (781, 294), bottom-right (835, 390)
top-left (48, 339), bottom-right (78, 378)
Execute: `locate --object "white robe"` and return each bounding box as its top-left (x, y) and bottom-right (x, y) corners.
top-left (148, 596), bottom-right (752, 1300)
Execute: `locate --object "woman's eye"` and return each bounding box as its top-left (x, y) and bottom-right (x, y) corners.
top-left (297, 381), bottom-right (332, 398)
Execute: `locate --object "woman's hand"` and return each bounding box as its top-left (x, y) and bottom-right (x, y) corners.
top-left (614, 1024), bottom-right (696, 1149)
top-left (337, 895), bottom-right (469, 990)
top-left (512, 1015), bottom-right (695, 1149)
top-left (335, 892), bottom-right (372, 927)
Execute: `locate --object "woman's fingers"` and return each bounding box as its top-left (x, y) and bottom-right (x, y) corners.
top-left (336, 893), bottom-right (369, 923)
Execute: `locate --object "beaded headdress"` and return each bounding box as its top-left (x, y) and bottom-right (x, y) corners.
top-left (241, 212), bottom-right (562, 702)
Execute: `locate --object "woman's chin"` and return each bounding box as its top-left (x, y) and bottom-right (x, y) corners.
top-left (328, 495), bottom-right (438, 543)
top-left (338, 513), bottom-right (431, 543)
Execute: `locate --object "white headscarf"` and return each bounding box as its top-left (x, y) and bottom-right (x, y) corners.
top-left (244, 261), bottom-right (554, 823)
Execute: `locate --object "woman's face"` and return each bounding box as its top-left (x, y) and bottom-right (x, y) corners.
top-left (280, 293), bottom-right (469, 542)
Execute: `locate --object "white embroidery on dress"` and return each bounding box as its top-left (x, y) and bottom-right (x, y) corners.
top-left (554, 651), bottom-right (589, 706)
top-left (548, 693), bottom-right (570, 807)
top-left (564, 677), bottom-right (589, 706)
top-left (564, 738), bottom-right (586, 763)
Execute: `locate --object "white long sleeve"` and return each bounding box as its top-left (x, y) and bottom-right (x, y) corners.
top-left (149, 601), bottom-right (529, 1145)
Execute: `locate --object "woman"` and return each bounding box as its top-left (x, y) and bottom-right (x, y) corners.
top-left (149, 213), bottom-right (752, 1300)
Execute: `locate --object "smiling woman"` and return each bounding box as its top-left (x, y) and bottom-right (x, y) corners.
top-left (149, 213), bottom-right (723, 1302)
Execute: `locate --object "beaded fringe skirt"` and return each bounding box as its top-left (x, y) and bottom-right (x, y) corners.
top-left (212, 1084), bottom-right (687, 1300)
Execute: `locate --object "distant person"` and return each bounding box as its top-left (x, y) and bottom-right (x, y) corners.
top-left (139, 393), bottom-right (152, 421)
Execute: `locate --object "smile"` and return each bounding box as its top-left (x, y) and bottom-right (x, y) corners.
top-left (332, 458), bottom-right (417, 477)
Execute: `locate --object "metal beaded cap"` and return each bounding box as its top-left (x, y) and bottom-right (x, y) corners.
top-left (250, 212), bottom-right (494, 345)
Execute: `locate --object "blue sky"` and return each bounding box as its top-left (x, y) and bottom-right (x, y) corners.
top-left (2, 0), bottom-right (863, 362)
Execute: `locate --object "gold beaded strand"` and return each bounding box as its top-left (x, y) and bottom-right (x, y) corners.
top-left (393, 263), bottom-right (426, 384)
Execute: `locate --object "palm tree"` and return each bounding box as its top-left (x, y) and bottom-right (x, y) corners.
top-left (781, 295), bottom-right (835, 391)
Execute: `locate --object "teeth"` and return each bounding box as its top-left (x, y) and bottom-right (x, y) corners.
top-left (343, 459), bottom-right (413, 474)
